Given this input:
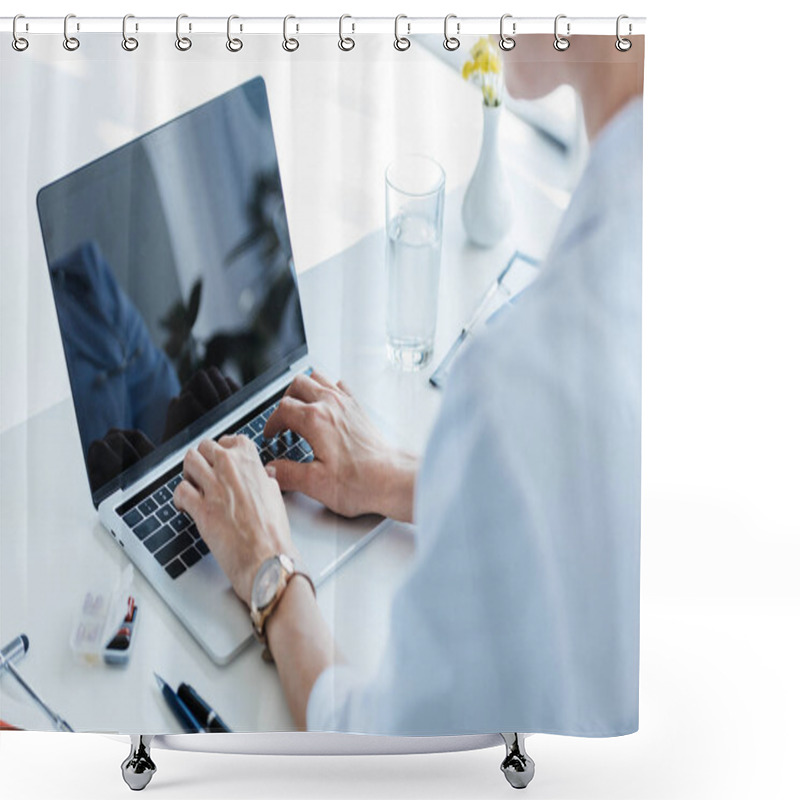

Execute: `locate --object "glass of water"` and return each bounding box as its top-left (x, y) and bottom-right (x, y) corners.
top-left (385, 154), bottom-right (445, 371)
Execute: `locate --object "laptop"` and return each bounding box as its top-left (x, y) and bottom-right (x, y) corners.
top-left (36, 77), bottom-right (385, 665)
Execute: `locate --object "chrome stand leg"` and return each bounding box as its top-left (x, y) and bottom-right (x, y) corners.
top-left (500, 733), bottom-right (535, 789)
top-left (121, 735), bottom-right (156, 791)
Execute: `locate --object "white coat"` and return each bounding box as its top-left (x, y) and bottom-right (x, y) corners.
top-left (307, 97), bottom-right (643, 736)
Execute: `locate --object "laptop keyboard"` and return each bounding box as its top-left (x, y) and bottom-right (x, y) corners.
top-left (117, 399), bottom-right (313, 580)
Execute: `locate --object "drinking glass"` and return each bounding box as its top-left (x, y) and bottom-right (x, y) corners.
top-left (384, 154), bottom-right (445, 370)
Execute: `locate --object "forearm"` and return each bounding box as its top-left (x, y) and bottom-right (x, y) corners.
top-left (266, 577), bottom-right (337, 730)
top-left (374, 451), bottom-right (418, 523)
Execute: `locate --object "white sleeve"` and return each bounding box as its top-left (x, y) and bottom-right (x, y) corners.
top-left (305, 663), bottom-right (366, 732)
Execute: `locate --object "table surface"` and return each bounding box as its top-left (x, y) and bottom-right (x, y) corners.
top-left (0, 41), bottom-right (568, 733)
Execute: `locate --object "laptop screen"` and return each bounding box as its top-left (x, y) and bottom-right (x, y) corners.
top-left (37, 77), bottom-right (307, 507)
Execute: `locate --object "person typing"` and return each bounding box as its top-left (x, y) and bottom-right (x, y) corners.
top-left (174, 33), bottom-right (643, 737)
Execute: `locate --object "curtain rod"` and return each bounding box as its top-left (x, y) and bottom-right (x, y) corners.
top-left (1, 16), bottom-right (646, 37)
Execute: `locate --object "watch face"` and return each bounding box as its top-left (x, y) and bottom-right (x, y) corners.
top-left (253, 557), bottom-right (282, 609)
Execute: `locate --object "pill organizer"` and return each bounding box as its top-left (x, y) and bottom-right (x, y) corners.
top-left (69, 565), bottom-right (139, 666)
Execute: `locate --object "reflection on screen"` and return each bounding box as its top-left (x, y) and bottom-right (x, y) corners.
top-left (37, 78), bottom-right (306, 498)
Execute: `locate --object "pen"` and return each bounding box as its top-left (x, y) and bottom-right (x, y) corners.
top-left (153, 672), bottom-right (203, 733)
top-left (177, 682), bottom-right (232, 733)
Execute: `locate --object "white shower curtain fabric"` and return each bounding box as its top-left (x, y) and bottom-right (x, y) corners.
top-left (0, 29), bottom-right (644, 737)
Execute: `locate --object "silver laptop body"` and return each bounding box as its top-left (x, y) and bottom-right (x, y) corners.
top-left (37, 77), bottom-right (383, 665)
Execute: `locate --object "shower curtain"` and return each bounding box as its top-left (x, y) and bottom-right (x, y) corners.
top-left (0, 18), bottom-right (644, 739)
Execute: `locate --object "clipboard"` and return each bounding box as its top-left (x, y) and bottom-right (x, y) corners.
top-left (430, 251), bottom-right (540, 389)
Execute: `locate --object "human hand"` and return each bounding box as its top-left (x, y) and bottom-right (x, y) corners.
top-left (262, 371), bottom-right (417, 522)
top-left (174, 434), bottom-right (297, 604)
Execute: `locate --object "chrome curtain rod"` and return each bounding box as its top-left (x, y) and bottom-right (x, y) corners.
top-left (1, 15), bottom-right (646, 37)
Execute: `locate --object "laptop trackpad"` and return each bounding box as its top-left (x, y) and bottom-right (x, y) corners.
top-left (284, 492), bottom-right (385, 585)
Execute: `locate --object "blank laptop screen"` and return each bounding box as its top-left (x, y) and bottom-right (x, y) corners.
top-left (37, 77), bottom-right (307, 505)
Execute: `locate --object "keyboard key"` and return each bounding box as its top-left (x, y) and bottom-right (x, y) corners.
top-left (167, 475), bottom-right (182, 492)
top-left (196, 540), bottom-right (210, 556)
top-left (165, 560), bottom-right (186, 579)
top-left (297, 439), bottom-right (313, 456)
top-left (156, 504), bottom-right (176, 523)
top-left (181, 547), bottom-right (202, 568)
top-left (143, 526), bottom-right (175, 553)
top-left (122, 508), bottom-right (143, 528)
top-left (253, 433), bottom-right (265, 449)
top-left (153, 487), bottom-right (172, 505)
top-left (259, 450), bottom-right (271, 465)
top-left (300, 453), bottom-right (314, 463)
top-left (171, 513), bottom-right (191, 532)
top-left (132, 516), bottom-right (160, 540)
top-left (285, 444), bottom-right (304, 462)
top-left (155, 532), bottom-right (194, 566)
top-left (266, 437), bottom-right (287, 459)
top-left (187, 524), bottom-right (201, 540)
top-left (137, 497), bottom-right (157, 517)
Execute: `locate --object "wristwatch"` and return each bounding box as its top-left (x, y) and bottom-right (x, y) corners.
top-left (249, 553), bottom-right (315, 650)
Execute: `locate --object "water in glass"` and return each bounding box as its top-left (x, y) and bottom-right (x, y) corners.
top-left (386, 212), bottom-right (442, 370)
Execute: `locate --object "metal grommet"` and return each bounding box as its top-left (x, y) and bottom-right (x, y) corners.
top-left (553, 14), bottom-right (570, 51)
top-left (499, 13), bottom-right (515, 51)
top-left (175, 13), bottom-right (192, 51)
top-left (338, 14), bottom-right (355, 51)
top-left (12, 14), bottom-right (29, 51)
top-left (615, 14), bottom-right (632, 52)
top-left (282, 15), bottom-right (299, 52)
top-left (226, 15), bottom-right (243, 52)
top-left (443, 14), bottom-right (460, 51)
top-left (394, 14), bottom-right (410, 51)
top-left (63, 13), bottom-right (80, 51)
top-left (122, 14), bottom-right (138, 51)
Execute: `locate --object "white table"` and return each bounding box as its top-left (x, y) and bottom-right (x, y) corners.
top-left (0, 40), bottom-right (568, 733)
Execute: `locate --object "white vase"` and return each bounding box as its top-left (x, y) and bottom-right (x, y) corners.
top-left (461, 103), bottom-right (513, 248)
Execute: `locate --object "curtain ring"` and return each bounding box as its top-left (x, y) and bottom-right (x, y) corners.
top-left (338, 14), bottom-right (355, 51)
top-left (615, 15), bottom-right (632, 52)
top-left (394, 14), bottom-right (410, 51)
top-left (443, 14), bottom-right (460, 51)
top-left (282, 15), bottom-right (299, 52)
top-left (122, 14), bottom-right (138, 51)
top-left (175, 13), bottom-right (192, 51)
top-left (499, 13), bottom-right (515, 51)
top-left (226, 15), bottom-right (243, 52)
top-left (63, 14), bottom-right (80, 51)
top-left (12, 14), bottom-right (29, 52)
top-left (553, 14), bottom-right (570, 51)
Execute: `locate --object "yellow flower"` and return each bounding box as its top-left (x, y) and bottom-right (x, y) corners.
top-left (470, 38), bottom-right (501, 72)
top-left (462, 37), bottom-right (503, 106)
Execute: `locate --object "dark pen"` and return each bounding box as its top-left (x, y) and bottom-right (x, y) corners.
top-left (154, 673), bottom-right (203, 733)
top-left (177, 682), bottom-right (232, 733)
